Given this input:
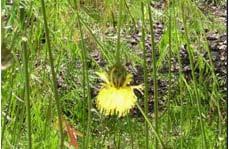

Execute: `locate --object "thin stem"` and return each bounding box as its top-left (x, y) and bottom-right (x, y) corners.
top-left (40, 0), bottom-right (64, 148)
top-left (117, 121), bottom-right (121, 149)
top-left (167, 0), bottom-right (172, 135)
top-left (20, 7), bottom-right (32, 149)
top-left (141, 2), bottom-right (149, 149)
top-left (168, 2), bottom-right (172, 112)
top-left (73, 1), bottom-right (86, 148)
top-left (180, 0), bottom-right (207, 148)
top-left (195, 3), bottom-right (223, 142)
top-left (124, 0), bottom-right (137, 31)
top-left (148, 3), bottom-right (159, 148)
top-left (173, 1), bottom-right (185, 146)
top-left (127, 116), bottom-right (134, 149)
top-left (116, 0), bottom-right (123, 66)
top-left (75, 6), bottom-right (92, 149)
top-left (136, 103), bottom-right (165, 148)
top-left (111, 10), bottom-right (116, 28)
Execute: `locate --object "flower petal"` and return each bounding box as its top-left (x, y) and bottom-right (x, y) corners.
top-left (131, 84), bottom-right (144, 95)
top-left (122, 74), bottom-right (133, 87)
top-left (96, 86), bottom-right (137, 117)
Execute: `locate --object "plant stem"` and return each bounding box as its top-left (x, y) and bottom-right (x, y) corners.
top-left (40, 0), bottom-right (64, 148)
top-left (20, 6), bottom-right (32, 149)
top-left (117, 121), bottom-right (121, 149)
top-left (124, 0), bottom-right (137, 31)
top-left (148, 3), bottom-right (159, 148)
top-left (116, 0), bottom-right (123, 66)
top-left (141, 2), bottom-right (149, 149)
top-left (136, 103), bottom-right (165, 148)
top-left (167, 0), bottom-right (172, 137)
top-left (173, 1), bottom-right (185, 146)
top-left (73, 1), bottom-right (86, 148)
top-left (75, 6), bottom-right (92, 149)
top-left (180, 0), bottom-right (207, 148)
top-left (127, 116), bottom-right (134, 149)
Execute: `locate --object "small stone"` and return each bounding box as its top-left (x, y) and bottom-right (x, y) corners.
top-left (218, 45), bottom-right (227, 50)
top-left (183, 66), bottom-right (191, 72)
top-left (207, 33), bottom-right (219, 40)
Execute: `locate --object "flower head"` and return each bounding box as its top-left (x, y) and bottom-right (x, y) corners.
top-left (96, 65), bottom-right (142, 117)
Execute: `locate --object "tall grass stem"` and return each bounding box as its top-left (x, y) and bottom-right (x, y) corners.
top-left (20, 7), bottom-right (32, 149)
top-left (75, 6), bottom-right (92, 149)
top-left (40, 0), bottom-right (64, 148)
top-left (148, 3), bottom-right (159, 148)
top-left (136, 103), bottom-right (165, 148)
top-left (116, 0), bottom-right (124, 66)
top-left (141, 2), bottom-right (149, 149)
top-left (167, 0), bottom-right (172, 136)
top-left (180, 0), bottom-right (207, 148)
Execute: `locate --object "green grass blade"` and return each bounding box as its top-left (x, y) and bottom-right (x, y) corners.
top-left (136, 103), bottom-right (165, 148)
top-left (141, 2), bottom-right (149, 149)
top-left (148, 3), bottom-right (159, 148)
top-left (180, 0), bottom-right (207, 148)
top-left (75, 4), bottom-right (92, 148)
top-left (116, 0), bottom-right (124, 65)
top-left (20, 6), bottom-right (32, 149)
top-left (40, 0), bottom-right (64, 148)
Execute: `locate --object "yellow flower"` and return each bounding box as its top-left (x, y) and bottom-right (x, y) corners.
top-left (96, 66), bottom-right (142, 117)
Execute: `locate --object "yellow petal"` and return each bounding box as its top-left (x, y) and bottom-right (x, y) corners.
top-left (96, 86), bottom-right (137, 117)
top-left (122, 74), bottom-right (133, 87)
top-left (131, 84), bottom-right (144, 95)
